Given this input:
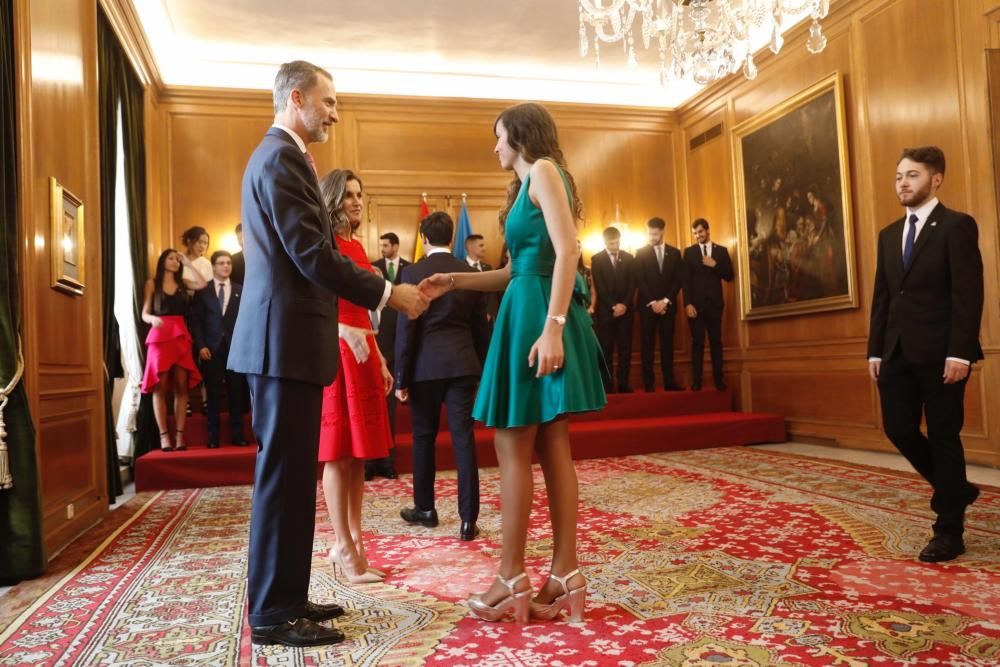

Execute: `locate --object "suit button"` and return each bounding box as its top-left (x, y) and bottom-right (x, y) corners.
top-left (900, 290), bottom-right (905, 295)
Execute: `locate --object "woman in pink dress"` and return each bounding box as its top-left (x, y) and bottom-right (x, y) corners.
top-left (141, 249), bottom-right (207, 451)
top-left (318, 169), bottom-right (394, 584)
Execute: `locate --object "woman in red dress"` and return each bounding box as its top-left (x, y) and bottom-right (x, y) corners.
top-left (140, 249), bottom-right (207, 451)
top-left (318, 169), bottom-right (394, 584)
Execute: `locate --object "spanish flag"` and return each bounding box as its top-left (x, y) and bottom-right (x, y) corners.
top-left (413, 194), bottom-right (430, 261)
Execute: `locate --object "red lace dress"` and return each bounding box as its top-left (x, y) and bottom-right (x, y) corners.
top-left (318, 236), bottom-right (394, 462)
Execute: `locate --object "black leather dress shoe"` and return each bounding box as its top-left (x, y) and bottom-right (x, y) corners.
top-left (363, 464), bottom-right (375, 482)
top-left (460, 521), bottom-right (479, 541)
top-left (378, 464), bottom-right (398, 480)
top-left (231, 434), bottom-right (247, 446)
top-left (919, 534), bottom-right (966, 563)
top-left (715, 381), bottom-right (727, 391)
top-left (665, 383), bottom-right (684, 391)
top-left (400, 507), bottom-right (439, 527)
top-left (966, 484), bottom-right (981, 507)
top-left (208, 438), bottom-right (220, 449)
top-left (691, 384), bottom-right (702, 392)
top-left (304, 600), bottom-right (345, 622)
top-left (618, 386), bottom-right (634, 394)
top-left (251, 618), bottom-right (344, 647)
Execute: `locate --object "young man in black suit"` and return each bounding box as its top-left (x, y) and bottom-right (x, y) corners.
top-left (191, 250), bottom-right (247, 448)
top-left (465, 234), bottom-right (500, 324)
top-left (590, 226), bottom-right (636, 393)
top-left (396, 212), bottom-right (489, 541)
top-left (682, 218), bottom-right (733, 391)
top-left (868, 146), bottom-right (984, 563)
top-left (228, 60), bottom-right (428, 647)
top-left (635, 217), bottom-right (684, 392)
top-left (366, 232), bottom-right (410, 481)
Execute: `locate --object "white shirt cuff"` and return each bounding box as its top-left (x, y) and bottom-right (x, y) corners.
top-left (378, 280), bottom-right (392, 311)
top-left (868, 357), bottom-right (881, 362)
top-left (946, 357), bottom-right (970, 366)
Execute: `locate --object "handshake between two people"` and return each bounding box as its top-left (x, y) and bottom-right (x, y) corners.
top-left (384, 273), bottom-right (454, 319)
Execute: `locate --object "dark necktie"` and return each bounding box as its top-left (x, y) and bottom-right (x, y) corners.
top-left (304, 152), bottom-right (319, 180)
top-left (611, 254), bottom-right (618, 269)
top-left (387, 261), bottom-right (395, 281)
top-left (702, 244), bottom-right (709, 257)
top-left (902, 213), bottom-right (918, 270)
top-left (217, 282), bottom-right (226, 314)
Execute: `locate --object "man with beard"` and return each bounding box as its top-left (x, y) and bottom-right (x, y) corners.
top-left (868, 146), bottom-right (983, 563)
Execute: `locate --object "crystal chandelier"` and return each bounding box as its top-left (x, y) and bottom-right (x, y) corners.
top-left (578, 0), bottom-right (831, 86)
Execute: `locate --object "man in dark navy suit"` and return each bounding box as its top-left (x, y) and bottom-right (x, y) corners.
top-left (366, 232), bottom-right (410, 480)
top-left (682, 218), bottom-right (733, 391)
top-left (635, 217), bottom-right (684, 392)
top-left (191, 250), bottom-right (247, 448)
top-left (590, 226), bottom-right (636, 393)
top-left (228, 60), bottom-right (428, 647)
top-left (868, 146), bottom-right (984, 563)
top-left (395, 212), bottom-right (489, 541)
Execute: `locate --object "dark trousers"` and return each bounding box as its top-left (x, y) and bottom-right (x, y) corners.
top-left (408, 375), bottom-right (480, 523)
top-left (639, 307), bottom-right (677, 390)
top-left (597, 313), bottom-right (633, 391)
top-left (877, 354), bottom-right (974, 536)
top-left (201, 344), bottom-right (247, 441)
top-left (688, 305), bottom-right (724, 387)
top-left (245, 374), bottom-right (323, 626)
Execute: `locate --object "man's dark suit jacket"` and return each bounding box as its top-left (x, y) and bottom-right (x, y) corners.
top-left (395, 252), bottom-right (489, 389)
top-left (868, 203), bottom-right (984, 364)
top-left (373, 256), bottom-right (411, 368)
top-left (590, 249), bottom-right (636, 320)
top-left (231, 250), bottom-right (246, 288)
top-left (228, 127), bottom-right (386, 384)
top-left (191, 280), bottom-right (242, 354)
top-left (476, 260), bottom-right (501, 321)
top-left (635, 244), bottom-right (683, 307)
top-left (682, 243), bottom-right (734, 311)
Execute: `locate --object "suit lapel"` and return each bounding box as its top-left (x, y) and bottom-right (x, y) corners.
top-left (886, 217), bottom-right (905, 278)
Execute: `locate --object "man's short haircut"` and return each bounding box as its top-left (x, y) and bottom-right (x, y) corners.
top-left (380, 232), bottom-right (400, 246)
top-left (647, 217), bottom-right (666, 230)
top-left (899, 146), bottom-right (946, 176)
top-left (692, 218), bottom-right (710, 232)
top-left (466, 234), bottom-right (484, 244)
top-left (211, 250), bottom-right (233, 265)
top-left (235, 223), bottom-right (242, 234)
top-left (273, 60), bottom-right (332, 114)
top-left (420, 211), bottom-right (454, 246)
top-left (602, 226), bottom-right (621, 240)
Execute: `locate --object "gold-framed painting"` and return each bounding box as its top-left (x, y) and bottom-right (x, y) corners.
top-left (731, 71), bottom-right (857, 320)
top-left (49, 177), bottom-right (85, 296)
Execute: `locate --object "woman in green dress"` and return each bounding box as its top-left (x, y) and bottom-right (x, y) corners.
top-left (420, 102), bottom-right (606, 623)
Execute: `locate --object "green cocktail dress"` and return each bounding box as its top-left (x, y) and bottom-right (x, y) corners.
top-left (473, 160), bottom-right (607, 428)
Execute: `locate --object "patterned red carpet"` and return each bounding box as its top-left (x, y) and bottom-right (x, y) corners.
top-left (1, 448), bottom-right (998, 666)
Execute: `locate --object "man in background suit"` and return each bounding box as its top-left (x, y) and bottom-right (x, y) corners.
top-left (191, 250), bottom-right (247, 448)
top-left (367, 232), bottom-right (410, 480)
top-left (590, 226), bottom-right (636, 393)
top-left (396, 212), bottom-right (489, 541)
top-left (635, 217), bottom-right (683, 392)
top-left (868, 146), bottom-right (983, 563)
top-left (228, 60), bottom-right (428, 647)
top-left (230, 223), bottom-right (246, 287)
top-left (465, 234), bottom-right (500, 324)
top-left (682, 218), bottom-right (733, 391)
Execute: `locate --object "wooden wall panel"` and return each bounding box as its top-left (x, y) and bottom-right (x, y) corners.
top-left (16, 0), bottom-right (108, 557)
top-left (676, 0), bottom-right (1000, 466)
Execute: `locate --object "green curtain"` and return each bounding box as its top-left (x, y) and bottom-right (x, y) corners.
top-left (97, 12), bottom-right (124, 503)
top-left (97, 11), bottom-right (155, 469)
top-left (0, 0), bottom-right (44, 584)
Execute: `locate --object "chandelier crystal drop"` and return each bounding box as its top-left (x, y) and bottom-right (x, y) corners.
top-left (578, 0), bottom-right (831, 86)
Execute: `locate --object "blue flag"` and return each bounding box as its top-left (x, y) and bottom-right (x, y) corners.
top-left (453, 198), bottom-right (473, 260)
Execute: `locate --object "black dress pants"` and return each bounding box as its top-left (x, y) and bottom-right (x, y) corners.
top-left (597, 313), bottom-right (633, 391)
top-left (245, 374), bottom-right (323, 626)
top-left (202, 344), bottom-right (246, 441)
top-left (688, 306), bottom-right (723, 387)
top-left (877, 354), bottom-right (974, 536)
top-left (639, 307), bottom-right (677, 390)
top-left (408, 375), bottom-right (480, 523)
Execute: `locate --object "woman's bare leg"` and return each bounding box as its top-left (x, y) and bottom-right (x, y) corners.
top-left (172, 365), bottom-right (189, 448)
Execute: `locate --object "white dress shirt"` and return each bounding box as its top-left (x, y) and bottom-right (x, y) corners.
top-left (647, 244), bottom-right (670, 307)
top-left (270, 123), bottom-right (392, 310)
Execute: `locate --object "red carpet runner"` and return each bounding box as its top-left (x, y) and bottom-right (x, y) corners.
top-left (3, 448), bottom-right (998, 666)
top-left (136, 390), bottom-right (786, 491)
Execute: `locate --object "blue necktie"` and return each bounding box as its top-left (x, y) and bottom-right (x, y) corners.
top-left (218, 282), bottom-right (226, 314)
top-left (902, 213), bottom-right (918, 270)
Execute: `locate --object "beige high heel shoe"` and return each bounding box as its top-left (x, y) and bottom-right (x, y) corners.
top-left (530, 569), bottom-right (586, 622)
top-left (329, 549), bottom-right (384, 584)
top-left (356, 544), bottom-right (386, 578)
top-left (467, 572), bottom-right (531, 623)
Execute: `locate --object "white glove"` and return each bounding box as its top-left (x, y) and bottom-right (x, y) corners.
top-left (338, 324), bottom-right (370, 364)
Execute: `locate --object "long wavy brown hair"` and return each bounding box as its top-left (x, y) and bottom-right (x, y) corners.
top-left (319, 169), bottom-right (363, 237)
top-left (494, 102), bottom-right (583, 230)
